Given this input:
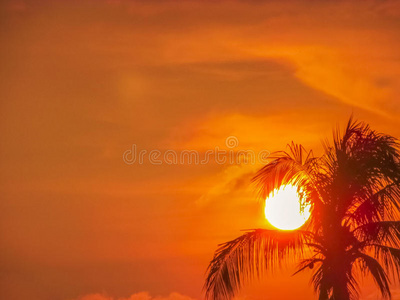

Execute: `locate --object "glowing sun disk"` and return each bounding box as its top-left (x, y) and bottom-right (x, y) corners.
top-left (264, 184), bottom-right (311, 230)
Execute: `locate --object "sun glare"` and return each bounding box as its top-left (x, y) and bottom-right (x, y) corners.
top-left (264, 184), bottom-right (311, 230)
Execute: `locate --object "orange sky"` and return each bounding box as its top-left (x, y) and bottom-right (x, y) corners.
top-left (1, 1), bottom-right (400, 300)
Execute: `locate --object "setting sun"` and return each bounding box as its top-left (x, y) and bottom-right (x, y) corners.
top-left (264, 184), bottom-right (311, 230)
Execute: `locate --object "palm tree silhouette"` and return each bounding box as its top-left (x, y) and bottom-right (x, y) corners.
top-left (204, 118), bottom-right (400, 300)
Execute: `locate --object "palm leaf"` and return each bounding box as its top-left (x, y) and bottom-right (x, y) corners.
top-left (355, 252), bottom-right (391, 299)
top-left (204, 229), bottom-right (311, 300)
top-left (353, 221), bottom-right (400, 247)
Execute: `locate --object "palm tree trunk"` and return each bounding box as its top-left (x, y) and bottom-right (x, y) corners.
top-left (331, 283), bottom-right (350, 300)
top-left (330, 264), bottom-right (351, 300)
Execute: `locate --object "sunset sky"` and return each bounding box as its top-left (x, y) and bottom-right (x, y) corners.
top-left (1, 0), bottom-right (400, 299)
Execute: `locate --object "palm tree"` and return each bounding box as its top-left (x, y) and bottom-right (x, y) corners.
top-left (204, 118), bottom-right (400, 300)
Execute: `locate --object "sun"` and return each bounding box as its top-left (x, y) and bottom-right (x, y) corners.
top-left (264, 184), bottom-right (311, 230)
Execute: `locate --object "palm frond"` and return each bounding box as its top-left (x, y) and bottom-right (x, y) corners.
top-left (204, 229), bottom-right (311, 300)
top-left (252, 142), bottom-right (317, 198)
top-left (355, 252), bottom-right (391, 299)
top-left (311, 263), bottom-right (330, 300)
top-left (369, 244), bottom-right (400, 280)
top-left (345, 182), bottom-right (400, 232)
top-left (322, 118), bottom-right (400, 219)
top-left (353, 221), bottom-right (400, 247)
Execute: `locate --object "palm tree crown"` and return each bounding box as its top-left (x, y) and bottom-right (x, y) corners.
top-left (204, 118), bottom-right (400, 300)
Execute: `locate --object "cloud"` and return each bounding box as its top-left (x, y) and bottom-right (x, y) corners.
top-left (75, 292), bottom-right (197, 300)
top-left (196, 164), bottom-right (256, 206)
